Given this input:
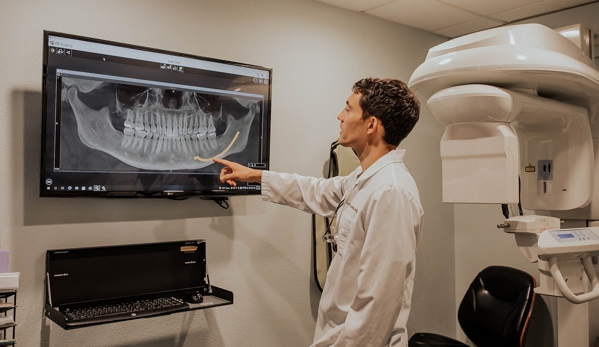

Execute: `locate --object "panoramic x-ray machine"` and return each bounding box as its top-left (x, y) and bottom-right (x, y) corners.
top-left (409, 23), bottom-right (599, 346)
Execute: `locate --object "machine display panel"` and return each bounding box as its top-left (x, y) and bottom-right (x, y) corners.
top-left (549, 229), bottom-right (599, 243)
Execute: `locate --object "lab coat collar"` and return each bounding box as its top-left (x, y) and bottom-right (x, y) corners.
top-left (355, 149), bottom-right (406, 184)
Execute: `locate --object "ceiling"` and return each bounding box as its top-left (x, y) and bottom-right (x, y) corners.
top-left (312, 0), bottom-right (599, 38)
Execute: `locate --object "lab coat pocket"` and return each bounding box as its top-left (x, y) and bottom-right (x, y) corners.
top-left (336, 209), bottom-right (357, 259)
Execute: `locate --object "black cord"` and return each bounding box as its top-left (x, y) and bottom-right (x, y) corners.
top-left (200, 197), bottom-right (230, 209)
top-left (501, 176), bottom-right (524, 218)
top-left (501, 204), bottom-right (510, 219)
top-left (518, 176), bottom-right (523, 215)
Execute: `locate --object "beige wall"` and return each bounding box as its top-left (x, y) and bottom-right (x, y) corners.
top-left (0, 0), bottom-right (451, 346)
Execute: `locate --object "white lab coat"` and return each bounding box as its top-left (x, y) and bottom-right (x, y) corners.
top-left (261, 149), bottom-right (424, 347)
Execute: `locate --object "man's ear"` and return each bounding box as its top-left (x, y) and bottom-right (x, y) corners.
top-left (366, 116), bottom-right (378, 134)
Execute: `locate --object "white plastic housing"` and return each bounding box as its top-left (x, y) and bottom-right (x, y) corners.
top-left (516, 99), bottom-right (592, 210)
top-left (409, 24), bottom-right (599, 125)
top-left (501, 215), bottom-right (561, 263)
top-left (428, 85), bottom-right (593, 209)
top-left (538, 227), bottom-right (599, 261)
top-left (438, 122), bottom-right (518, 203)
top-left (503, 215), bottom-right (562, 235)
top-left (549, 138), bottom-right (599, 220)
top-left (536, 227), bottom-right (599, 304)
top-left (410, 23), bottom-right (599, 213)
top-left (430, 85), bottom-right (521, 203)
top-left (555, 24), bottom-right (595, 61)
top-left (536, 259), bottom-right (585, 297)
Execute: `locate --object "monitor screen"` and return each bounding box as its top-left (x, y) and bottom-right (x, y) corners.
top-left (41, 31), bottom-right (271, 197)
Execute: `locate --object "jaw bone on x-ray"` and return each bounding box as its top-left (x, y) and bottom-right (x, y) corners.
top-left (62, 76), bottom-right (259, 171)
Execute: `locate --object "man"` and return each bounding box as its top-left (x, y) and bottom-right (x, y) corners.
top-left (214, 78), bottom-right (424, 347)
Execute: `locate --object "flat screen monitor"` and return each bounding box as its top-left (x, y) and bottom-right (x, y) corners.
top-left (41, 31), bottom-right (271, 197)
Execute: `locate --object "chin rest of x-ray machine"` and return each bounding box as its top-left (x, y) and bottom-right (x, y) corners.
top-left (409, 23), bottom-right (599, 347)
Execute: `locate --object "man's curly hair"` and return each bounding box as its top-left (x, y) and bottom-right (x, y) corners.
top-left (352, 78), bottom-right (420, 146)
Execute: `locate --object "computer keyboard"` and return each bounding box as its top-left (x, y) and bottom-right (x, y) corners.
top-left (63, 297), bottom-right (187, 326)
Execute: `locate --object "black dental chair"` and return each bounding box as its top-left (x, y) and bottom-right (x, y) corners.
top-left (409, 266), bottom-right (536, 347)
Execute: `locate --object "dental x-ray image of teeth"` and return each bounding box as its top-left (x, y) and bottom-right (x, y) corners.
top-left (60, 76), bottom-right (260, 172)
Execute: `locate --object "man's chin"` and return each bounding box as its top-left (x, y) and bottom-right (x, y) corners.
top-left (337, 140), bottom-right (351, 148)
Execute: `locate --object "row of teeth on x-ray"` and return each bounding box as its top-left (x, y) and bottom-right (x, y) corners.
top-left (64, 77), bottom-right (258, 170)
top-left (122, 108), bottom-right (219, 155)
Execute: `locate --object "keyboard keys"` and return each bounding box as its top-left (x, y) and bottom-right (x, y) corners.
top-left (64, 297), bottom-right (185, 321)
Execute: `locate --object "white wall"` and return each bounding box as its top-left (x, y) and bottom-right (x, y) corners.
top-left (453, 3), bottom-right (599, 346)
top-left (0, 0), bottom-right (451, 346)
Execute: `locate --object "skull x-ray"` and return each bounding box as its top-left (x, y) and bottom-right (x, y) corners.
top-left (60, 76), bottom-right (260, 172)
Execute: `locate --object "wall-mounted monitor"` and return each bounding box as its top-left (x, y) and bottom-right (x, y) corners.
top-left (41, 31), bottom-right (271, 197)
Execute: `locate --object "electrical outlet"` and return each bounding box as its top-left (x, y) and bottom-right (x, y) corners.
top-left (538, 160), bottom-right (553, 180)
top-left (537, 180), bottom-right (553, 195)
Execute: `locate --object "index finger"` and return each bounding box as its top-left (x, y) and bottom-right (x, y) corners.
top-left (213, 158), bottom-right (233, 166)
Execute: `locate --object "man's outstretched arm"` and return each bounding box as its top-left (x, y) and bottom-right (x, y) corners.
top-left (213, 157), bottom-right (347, 218)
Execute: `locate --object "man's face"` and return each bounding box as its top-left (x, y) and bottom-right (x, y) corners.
top-left (337, 92), bottom-right (369, 149)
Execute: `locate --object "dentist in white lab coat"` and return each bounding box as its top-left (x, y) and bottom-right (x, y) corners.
top-left (214, 78), bottom-right (424, 347)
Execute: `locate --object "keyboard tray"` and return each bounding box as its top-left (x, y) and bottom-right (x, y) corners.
top-left (45, 286), bottom-right (233, 330)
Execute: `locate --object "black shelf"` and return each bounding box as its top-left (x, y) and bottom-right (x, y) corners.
top-left (45, 286), bottom-right (232, 330)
